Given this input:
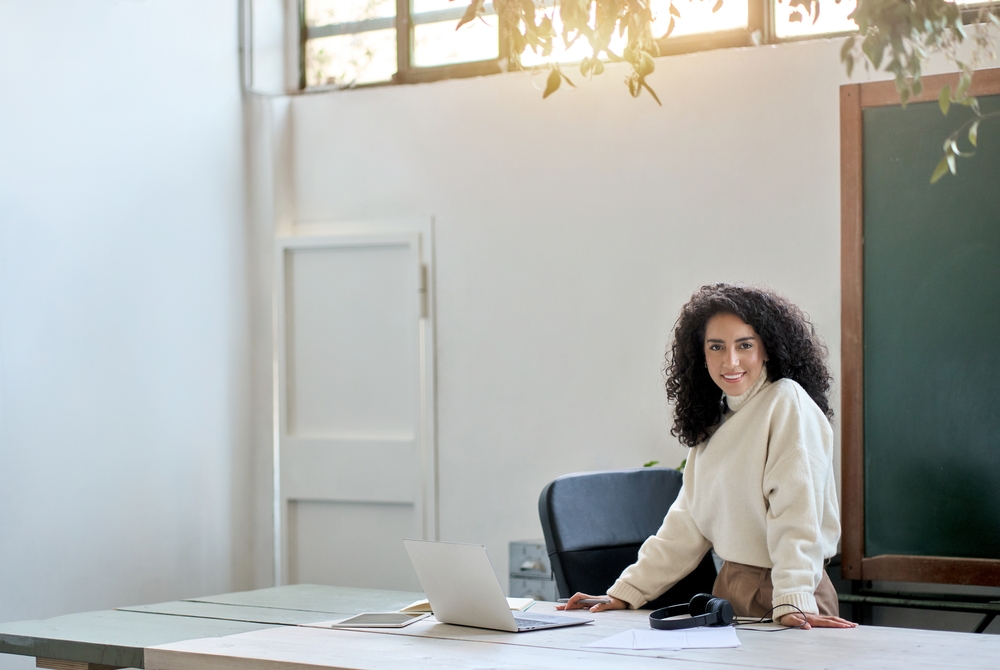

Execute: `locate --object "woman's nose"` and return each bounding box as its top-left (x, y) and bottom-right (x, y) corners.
top-left (726, 349), bottom-right (740, 368)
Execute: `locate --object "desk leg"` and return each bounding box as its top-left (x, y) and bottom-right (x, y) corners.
top-left (36, 658), bottom-right (124, 670)
top-left (973, 614), bottom-right (995, 634)
top-left (850, 580), bottom-right (872, 625)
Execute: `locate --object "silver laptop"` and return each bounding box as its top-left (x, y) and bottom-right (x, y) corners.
top-left (403, 539), bottom-right (593, 633)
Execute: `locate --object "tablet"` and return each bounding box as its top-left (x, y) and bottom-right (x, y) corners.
top-left (329, 612), bottom-right (431, 628)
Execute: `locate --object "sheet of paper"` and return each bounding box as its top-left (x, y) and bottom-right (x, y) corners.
top-left (582, 626), bottom-right (740, 650)
top-left (633, 626), bottom-right (741, 649)
top-left (582, 630), bottom-right (650, 649)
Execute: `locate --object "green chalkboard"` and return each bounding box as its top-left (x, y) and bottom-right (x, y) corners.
top-left (862, 94), bottom-right (1000, 561)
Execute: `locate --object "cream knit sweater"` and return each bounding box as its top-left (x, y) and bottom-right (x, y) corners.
top-left (607, 371), bottom-right (840, 618)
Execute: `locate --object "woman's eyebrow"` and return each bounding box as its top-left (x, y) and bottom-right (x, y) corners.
top-left (735, 336), bottom-right (755, 342)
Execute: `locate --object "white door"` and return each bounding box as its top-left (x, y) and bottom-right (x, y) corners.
top-left (275, 220), bottom-right (435, 590)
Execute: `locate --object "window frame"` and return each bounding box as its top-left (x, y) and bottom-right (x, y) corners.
top-left (301, 0), bottom-right (1000, 92)
top-left (298, 0), bottom-right (506, 90)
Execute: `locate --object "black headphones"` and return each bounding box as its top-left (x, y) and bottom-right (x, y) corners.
top-left (649, 593), bottom-right (735, 630)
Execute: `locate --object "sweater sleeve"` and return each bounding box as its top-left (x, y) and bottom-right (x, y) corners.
top-left (606, 483), bottom-right (712, 609)
top-left (762, 385), bottom-right (835, 620)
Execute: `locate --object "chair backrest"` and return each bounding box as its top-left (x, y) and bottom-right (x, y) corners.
top-left (538, 467), bottom-right (717, 610)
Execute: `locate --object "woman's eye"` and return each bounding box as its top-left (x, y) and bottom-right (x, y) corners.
top-left (740, 342), bottom-right (753, 349)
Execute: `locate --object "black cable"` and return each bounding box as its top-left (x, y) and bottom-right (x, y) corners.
top-left (733, 604), bottom-right (809, 630)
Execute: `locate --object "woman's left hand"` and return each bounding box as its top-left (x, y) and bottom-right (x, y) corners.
top-left (778, 612), bottom-right (858, 629)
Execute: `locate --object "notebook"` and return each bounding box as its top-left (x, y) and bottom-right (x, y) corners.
top-left (403, 539), bottom-right (593, 633)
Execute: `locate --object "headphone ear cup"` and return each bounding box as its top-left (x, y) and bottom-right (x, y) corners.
top-left (688, 593), bottom-right (713, 616)
top-left (708, 598), bottom-right (735, 626)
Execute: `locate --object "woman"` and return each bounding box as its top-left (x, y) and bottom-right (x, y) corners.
top-left (560, 284), bottom-right (855, 629)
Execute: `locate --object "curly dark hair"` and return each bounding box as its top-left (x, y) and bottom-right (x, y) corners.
top-left (665, 283), bottom-right (833, 447)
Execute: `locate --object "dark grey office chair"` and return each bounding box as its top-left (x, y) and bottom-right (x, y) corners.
top-left (538, 467), bottom-right (718, 610)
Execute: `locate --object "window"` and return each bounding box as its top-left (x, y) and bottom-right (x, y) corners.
top-left (303, 1), bottom-right (398, 86)
top-left (302, 0), bottom-right (994, 90)
top-left (774, 0), bottom-right (993, 40)
top-left (302, 0), bottom-right (504, 88)
top-left (774, 0), bottom-right (857, 39)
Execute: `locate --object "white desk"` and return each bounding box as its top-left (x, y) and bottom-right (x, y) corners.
top-left (145, 601), bottom-right (1000, 670)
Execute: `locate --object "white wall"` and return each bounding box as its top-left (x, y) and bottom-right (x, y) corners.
top-left (282, 36), bottom-right (999, 637)
top-left (288, 36), bottom-right (849, 576)
top-left (0, 2), bottom-right (251, 667)
top-left (1, 5), bottom-right (996, 666)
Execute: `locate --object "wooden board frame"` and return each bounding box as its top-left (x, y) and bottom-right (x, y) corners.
top-left (840, 67), bottom-right (1000, 586)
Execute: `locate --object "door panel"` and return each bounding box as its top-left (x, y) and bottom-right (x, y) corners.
top-left (276, 224), bottom-right (435, 591)
top-left (286, 243), bottom-right (415, 437)
top-left (287, 500), bottom-right (419, 590)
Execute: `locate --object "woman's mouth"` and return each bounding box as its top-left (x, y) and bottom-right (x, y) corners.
top-left (722, 372), bottom-right (746, 383)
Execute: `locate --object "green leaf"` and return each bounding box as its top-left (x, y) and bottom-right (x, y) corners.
top-left (670, 3), bottom-right (681, 17)
top-left (939, 85), bottom-right (951, 116)
top-left (712, 0), bottom-right (723, 13)
top-left (956, 72), bottom-right (972, 99)
top-left (642, 80), bottom-right (662, 106)
top-left (840, 36), bottom-right (855, 62)
top-left (543, 68), bottom-right (561, 98)
top-left (845, 53), bottom-right (854, 78)
top-left (861, 36), bottom-right (883, 70)
top-left (639, 51), bottom-right (655, 76)
top-left (643, 460), bottom-right (660, 468)
top-left (969, 121), bottom-right (979, 148)
top-left (456, 0), bottom-right (484, 30)
top-left (665, 16), bottom-right (676, 38)
top-left (593, 59), bottom-right (605, 75)
top-left (930, 156), bottom-right (950, 184)
top-left (560, 71), bottom-right (576, 88)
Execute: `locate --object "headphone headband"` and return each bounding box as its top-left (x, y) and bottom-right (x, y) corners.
top-left (648, 594), bottom-right (735, 630)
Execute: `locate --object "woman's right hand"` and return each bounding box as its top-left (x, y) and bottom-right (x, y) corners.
top-left (556, 593), bottom-right (628, 612)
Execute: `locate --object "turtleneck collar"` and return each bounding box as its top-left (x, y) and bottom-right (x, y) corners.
top-left (725, 364), bottom-right (770, 413)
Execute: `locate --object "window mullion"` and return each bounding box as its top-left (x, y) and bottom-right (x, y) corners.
top-left (298, 0), bottom-right (307, 90)
top-left (497, 3), bottom-right (509, 65)
top-left (396, 0), bottom-right (412, 82)
top-left (757, 0), bottom-right (775, 44)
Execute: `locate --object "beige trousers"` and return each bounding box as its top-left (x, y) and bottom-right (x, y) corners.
top-left (712, 561), bottom-right (839, 618)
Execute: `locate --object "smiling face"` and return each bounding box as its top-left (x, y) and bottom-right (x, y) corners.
top-left (703, 312), bottom-right (768, 397)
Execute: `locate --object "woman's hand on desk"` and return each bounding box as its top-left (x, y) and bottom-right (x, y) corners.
top-left (778, 612), bottom-right (857, 629)
top-left (556, 593), bottom-right (627, 612)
